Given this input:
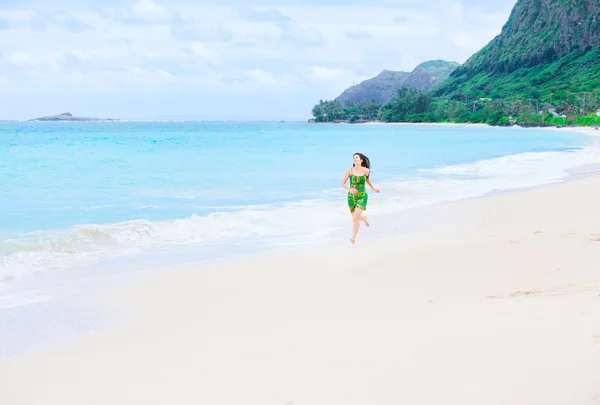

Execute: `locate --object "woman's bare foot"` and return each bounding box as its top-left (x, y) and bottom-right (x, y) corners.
top-left (350, 238), bottom-right (355, 244)
top-left (361, 215), bottom-right (370, 227)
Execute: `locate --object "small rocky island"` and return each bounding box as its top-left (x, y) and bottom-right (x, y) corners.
top-left (28, 112), bottom-right (118, 122)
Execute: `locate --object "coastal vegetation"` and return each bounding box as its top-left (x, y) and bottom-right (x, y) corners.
top-left (312, 87), bottom-right (600, 127)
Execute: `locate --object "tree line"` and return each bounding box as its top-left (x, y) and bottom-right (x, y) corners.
top-left (311, 88), bottom-right (600, 127)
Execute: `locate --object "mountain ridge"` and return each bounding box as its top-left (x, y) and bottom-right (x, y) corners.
top-left (335, 60), bottom-right (459, 106)
top-left (434, 0), bottom-right (600, 101)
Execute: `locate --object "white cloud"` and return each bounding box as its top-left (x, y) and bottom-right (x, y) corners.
top-left (188, 42), bottom-right (220, 63)
top-left (236, 7), bottom-right (291, 22)
top-left (451, 31), bottom-right (483, 50)
top-left (438, 0), bottom-right (465, 21)
top-left (5, 51), bottom-right (35, 65)
top-left (124, 66), bottom-right (177, 82)
top-left (0, 0), bottom-right (517, 120)
top-left (310, 66), bottom-right (346, 80)
top-left (277, 22), bottom-right (323, 46)
top-left (171, 22), bottom-right (232, 42)
top-left (131, 0), bottom-right (175, 22)
top-left (246, 69), bottom-right (279, 85)
top-left (345, 29), bottom-right (372, 40)
top-left (157, 69), bottom-right (176, 81)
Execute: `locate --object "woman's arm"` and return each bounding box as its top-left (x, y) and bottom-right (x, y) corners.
top-left (341, 168), bottom-right (356, 193)
top-left (365, 169), bottom-right (380, 193)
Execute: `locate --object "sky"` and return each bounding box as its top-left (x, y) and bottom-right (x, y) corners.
top-left (0, 0), bottom-right (518, 120)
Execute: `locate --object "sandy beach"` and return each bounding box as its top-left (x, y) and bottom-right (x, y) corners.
top-left (1, 174), bottom-right (600, 405)
top-left (363, 121), bottom-right (491, 127)
top-left (556, 126), bottom-right (600, 136)
top-left (366, 122), bottom-right (600, 134)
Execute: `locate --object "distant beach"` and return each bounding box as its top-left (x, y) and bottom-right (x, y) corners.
top-left (362, 121), bottom-right (489, 126)
top-left (360, 120), bottom-right (600, 132)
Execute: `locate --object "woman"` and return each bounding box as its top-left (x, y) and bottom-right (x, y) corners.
top-left (341, 153), bottom-right (380, 244)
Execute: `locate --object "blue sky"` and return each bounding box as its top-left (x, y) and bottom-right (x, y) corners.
top-left (0, 0), bottom-right (517, 120)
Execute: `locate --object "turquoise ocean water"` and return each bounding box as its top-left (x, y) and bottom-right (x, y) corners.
top-left (1, 121), bottom-right (598, 285)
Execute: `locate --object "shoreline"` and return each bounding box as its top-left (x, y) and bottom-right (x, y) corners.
top-left (552, 126), bottom-right (600, 136)
top-left (348, 120), bottom-right (600, 134)
top-left (362, 121), bottom-right (489, 126)
top-left (2, 123), bottom-right (600, 304)
top-left (1, 171), bottom-right (600, 404)
top-left (2, 159), bottom-right (600, 360)
top-left (3, 123), bottom-right (598, 287)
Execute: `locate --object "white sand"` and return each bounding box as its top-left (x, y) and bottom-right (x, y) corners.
top-left (1, 175), bottom-right (600, 405)
top-left (556, 126), bottom-right (600, 136)
top-left (364, 122), bottom-right (600, 136)
top-left (363, 121), bottom-right (489, 126)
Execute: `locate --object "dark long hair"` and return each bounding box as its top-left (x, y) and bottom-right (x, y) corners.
top-left (353, 152), bottom-right (371, 177)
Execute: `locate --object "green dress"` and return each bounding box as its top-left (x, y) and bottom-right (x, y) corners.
top-left (347, 173), bottom-right (368, 212)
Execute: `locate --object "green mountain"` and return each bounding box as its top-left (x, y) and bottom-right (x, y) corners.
top-left (335, 60), bottom-right (459, 106)
top-left (434, 0), bottom-right (600, 105)
top-left (404, 60), bottom-right (460, 93)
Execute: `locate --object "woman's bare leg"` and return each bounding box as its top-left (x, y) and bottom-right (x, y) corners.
top-left (359, 214), bottom-right (370, 227)
top-left (350, 208), bottom-right (364, 244)
top-left (350, 211), bottom-right (369, 227)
